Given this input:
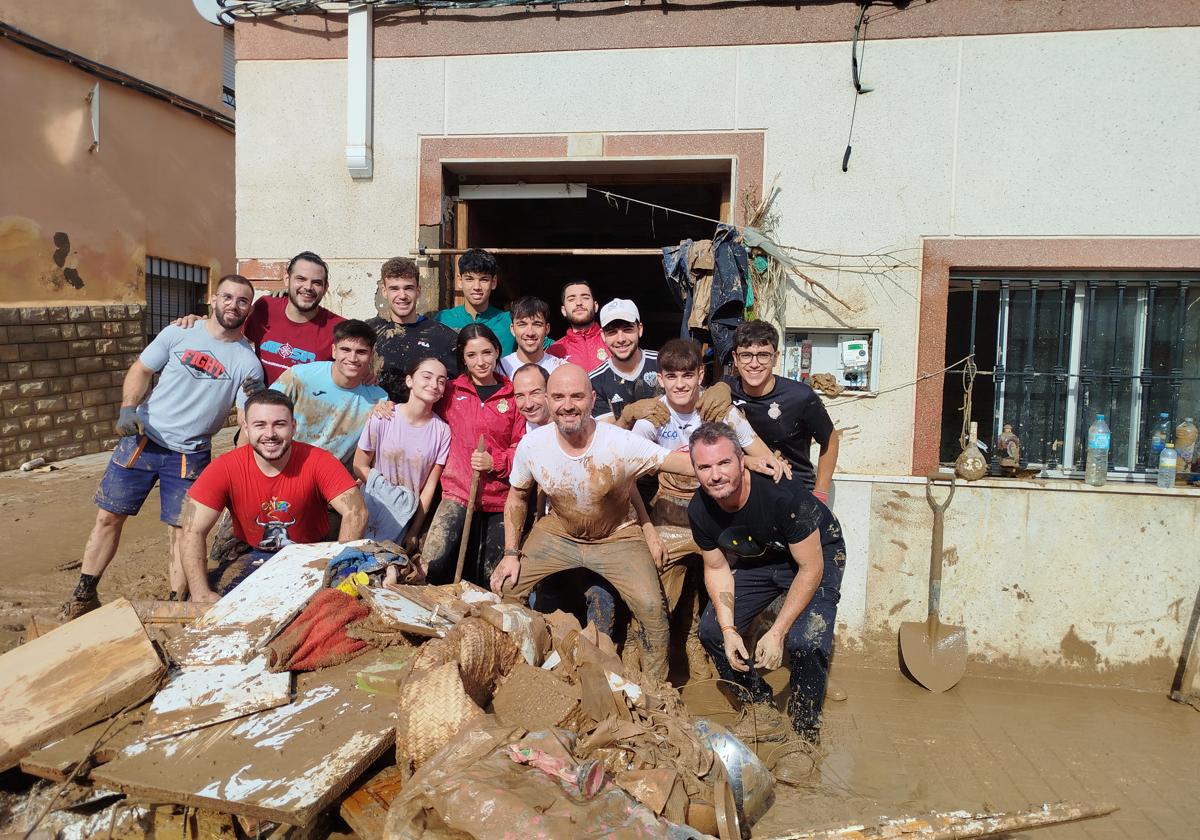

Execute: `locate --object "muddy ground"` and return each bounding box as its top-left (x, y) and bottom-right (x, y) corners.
top-left (2, 438), bottom-right (1196, 838)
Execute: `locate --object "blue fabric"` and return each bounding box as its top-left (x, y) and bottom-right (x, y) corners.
top-left (361, 469), bottom-right (419, 542)
top-left (94, 435), bottom-right (211, 525)
top-left (661, 226), bottom-right (748, 364)
top-left (327, 546), bottom-right (390, 587)
top-left (697, 535), bottom-right (845, 735)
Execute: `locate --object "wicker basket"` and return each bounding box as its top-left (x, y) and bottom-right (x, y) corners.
top-left (395, 661), bottom-right (485, 769)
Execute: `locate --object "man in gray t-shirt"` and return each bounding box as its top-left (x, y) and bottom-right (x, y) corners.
top-left (61, 275), bottom-right (264, 620)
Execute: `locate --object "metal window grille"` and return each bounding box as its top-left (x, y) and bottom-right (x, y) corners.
top-left (144, 257), bottom-right (209, 341)
top-left (945, 271), bottom-right (1199, 476)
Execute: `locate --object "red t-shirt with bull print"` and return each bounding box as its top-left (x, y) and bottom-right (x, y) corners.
top-left (188, 442), bottom-right (357, 552)
top-left (243, 295), bottom-right (346, 385)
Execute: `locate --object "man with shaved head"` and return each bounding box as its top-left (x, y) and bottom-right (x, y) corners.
top-left (491, 364), bottom-right (694, 679)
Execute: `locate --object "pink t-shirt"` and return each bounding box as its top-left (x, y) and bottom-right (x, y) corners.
top-left (357, 408), bottom-right (451, 493)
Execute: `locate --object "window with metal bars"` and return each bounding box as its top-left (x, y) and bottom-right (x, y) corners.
top-left (144, 257), bottom-right (210, 341)
top-left (940, 271), bottom-right (1200, 477)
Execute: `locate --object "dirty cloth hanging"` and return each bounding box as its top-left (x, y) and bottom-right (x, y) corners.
top-left (661, 224), bottom-right (748, 364)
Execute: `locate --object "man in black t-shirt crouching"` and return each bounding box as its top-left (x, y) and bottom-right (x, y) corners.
top-left (687, 421), bottom-right (846, 743)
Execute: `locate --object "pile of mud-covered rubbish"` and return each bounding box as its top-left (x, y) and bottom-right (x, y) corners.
top-left (0, 540), bottom-right (772, 839)
top-left (0, 541), bottom-right (1114, 839)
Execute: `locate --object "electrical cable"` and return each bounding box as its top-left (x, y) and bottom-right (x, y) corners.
top-left (842, 3), bottom-right (871, 172)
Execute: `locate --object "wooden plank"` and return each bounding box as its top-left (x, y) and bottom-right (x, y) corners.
top-left (92, 665), bottom-right (395, 827)
top-left (130, 599), bottom-right (212, 624)
top-left (141, 656), bottom-right (292, 739)
top-left (166, 541), bottom-right (344, 666)
top-left (338, 765), bottom-right (405, 840)
top-left (20, 704), bottom-right (150, 783)
top-left (360, 586), bottom-right (453, 638)
top-left (0, 597), bottom-right (164, 772)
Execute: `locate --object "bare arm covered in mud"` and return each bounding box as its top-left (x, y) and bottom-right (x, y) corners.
top-left (491, 483), bottom-right (532, 593)
top-left (700, 547), bottom-right (749, 672)
top-left (178, 497), bottom-right (223, 603)
top-left (352, 447), bottom-right (373, 484)
top-left (813, 428), bottom-right (841, 499)
top-left (405, 465), bottom-right (444, 554)
top-left (754, 531), bottom-right (824, 671)
top-left (329, 487), bottom-right (368, 542)
top-left (630, 489), bottom-right (666, 569)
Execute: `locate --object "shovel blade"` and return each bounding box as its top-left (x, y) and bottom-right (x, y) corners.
top-left (898, 619), bottom-right (968, 693)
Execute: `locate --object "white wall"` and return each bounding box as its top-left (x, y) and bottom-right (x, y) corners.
top-left (236, 26), bottom-right (1200, 478)
top-left (236, 26), bottom-right (1200, 688)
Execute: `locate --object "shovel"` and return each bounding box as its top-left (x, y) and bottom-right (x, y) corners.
top-left (899, 471), bottom-right (967, 693)
top-left (453, 435), bottom-right (487, 585)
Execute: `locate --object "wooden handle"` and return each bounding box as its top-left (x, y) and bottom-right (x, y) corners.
top-left (453, 435), bottom-right (487, 585)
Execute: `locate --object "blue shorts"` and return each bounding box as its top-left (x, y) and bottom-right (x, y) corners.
top-left (94, 435), bottom-right (211, 526)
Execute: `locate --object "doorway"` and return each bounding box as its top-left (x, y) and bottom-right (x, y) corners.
top-left (444, 171), bottom-right (729, 350)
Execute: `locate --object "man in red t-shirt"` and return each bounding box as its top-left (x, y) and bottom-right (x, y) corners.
top-left (174, 251), bottom-right (346, 385)
top-left (179, 390), bottom-right (366, 602)
top-left (244, 251), bottom-right (346, 384)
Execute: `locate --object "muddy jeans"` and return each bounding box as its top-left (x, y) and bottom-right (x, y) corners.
top-left (422, 498), bottom-right (505, 587)
top-left (506, 522), bottom-right (671, 680)
top-left (698, 545), bottom-right (844, 735)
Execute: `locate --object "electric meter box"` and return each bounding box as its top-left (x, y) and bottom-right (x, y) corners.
top-left (783, 330), bottom-right (876, 391)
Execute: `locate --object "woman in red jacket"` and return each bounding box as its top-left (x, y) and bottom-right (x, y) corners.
top-left (423, 324), bottom-right (526, 585)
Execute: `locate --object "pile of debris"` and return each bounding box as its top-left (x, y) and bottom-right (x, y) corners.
top-left (0, 540), bottom-right (768, 839)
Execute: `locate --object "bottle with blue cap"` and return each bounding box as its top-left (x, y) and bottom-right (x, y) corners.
top-left (1149, 412), bottom-right (1171, 461)
top-left (1085, 414), bottom-right (1110, 487)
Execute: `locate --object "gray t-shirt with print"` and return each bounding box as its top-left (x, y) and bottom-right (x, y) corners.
top-left (135, 323), bottom-right (264, 452)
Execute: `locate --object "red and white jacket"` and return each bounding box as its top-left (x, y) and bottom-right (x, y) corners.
top-left (436, 374), bottom-right (526, 512)
top-left (547, 322), bottom-right (609, 373)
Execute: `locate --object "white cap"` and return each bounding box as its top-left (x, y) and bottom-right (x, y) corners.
top-left (599, 298), bottom-right (640, 327)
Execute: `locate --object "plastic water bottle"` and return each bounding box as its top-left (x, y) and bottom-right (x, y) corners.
top-left (1157, 443), bottom-right (1178, 489)
top-left (1149, 412), bottom-right (1171, 460)
top-left (1085, 414), bottom-right (1111, 486)
top-left (1175, 417), bottom-right (1197, 469)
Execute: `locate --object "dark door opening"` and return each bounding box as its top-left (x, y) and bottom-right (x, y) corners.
top-left (453, 180), bottom-right (725, 350)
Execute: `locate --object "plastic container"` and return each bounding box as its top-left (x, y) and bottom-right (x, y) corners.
top-left (1084, 415), bottom-right (1111, 487)
top-left (1157, 443), bottom-right (1178, 489)
top-left (1149, 413), bottom-right (1171, 461)
top-left (1175, 417), bottom-right (1197, 468)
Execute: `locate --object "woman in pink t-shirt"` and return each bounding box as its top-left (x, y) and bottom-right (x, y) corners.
top-left (354, 357), bottom-right (451, 552)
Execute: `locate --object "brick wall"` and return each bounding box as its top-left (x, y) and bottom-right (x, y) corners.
top-left (0, 305), bottom-right (144, 471)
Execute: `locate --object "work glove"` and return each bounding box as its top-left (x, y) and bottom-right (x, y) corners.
top-left (115, 406), bottom-right (144, 437)
top-left (618, 398), bottom-right (669, 430)
top-left (241, 374), bottom-right (266, 398)
top-left (695, 381), bottom-right (733, 423)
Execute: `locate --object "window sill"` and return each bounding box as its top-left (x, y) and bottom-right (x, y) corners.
top-left (834, 472), bottom-right (1200, 498)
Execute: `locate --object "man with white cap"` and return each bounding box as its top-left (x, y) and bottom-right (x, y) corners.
top-left (588, 298), bottom-right (660, 424)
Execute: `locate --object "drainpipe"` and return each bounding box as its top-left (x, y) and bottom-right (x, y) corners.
top-left (345, 3), bottom-right (373, 179)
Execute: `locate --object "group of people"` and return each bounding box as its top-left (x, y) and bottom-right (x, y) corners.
top-left (61, 247), bottom-right (845, 742)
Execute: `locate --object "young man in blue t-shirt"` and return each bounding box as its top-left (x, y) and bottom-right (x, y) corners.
top-left (270, 319), bottom-right (388, 466)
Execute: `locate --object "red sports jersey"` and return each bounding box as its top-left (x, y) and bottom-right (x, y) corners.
top-left (243, 296), bottom-right (345, 385)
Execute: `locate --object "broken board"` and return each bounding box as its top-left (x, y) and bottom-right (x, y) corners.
top-left (0, 597), bottom-right (164, 772)
top-left (166, 541), bottom-right (346, 666)
top-left (20, 704), bottom-right (150, 782)
top-left (339, 765), bottom-right (406, 840)
top-left (92, 662), bottom-right (395, 827)
top-left (360, 586), bottom-right (453, 638)
top-left (141, 656), bottom-right (292, 739)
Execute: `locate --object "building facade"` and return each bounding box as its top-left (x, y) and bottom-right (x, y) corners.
top-left (231, 0), bottom-right (1200, 692)
top-left (0, 0), bottom-right (235, 470)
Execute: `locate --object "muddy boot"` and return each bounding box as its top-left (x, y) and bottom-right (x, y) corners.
top-left (826, 678), bottom-right (847, 701)
top-left (58, 589), bottom-right (100, 621)
top-left (769, 742), bottom-right (819, 787)
top-left (730, 703), bottom-right (788, 744)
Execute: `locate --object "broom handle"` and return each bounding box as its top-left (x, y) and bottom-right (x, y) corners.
top-left (453, 435), bottom-right (487, 584)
